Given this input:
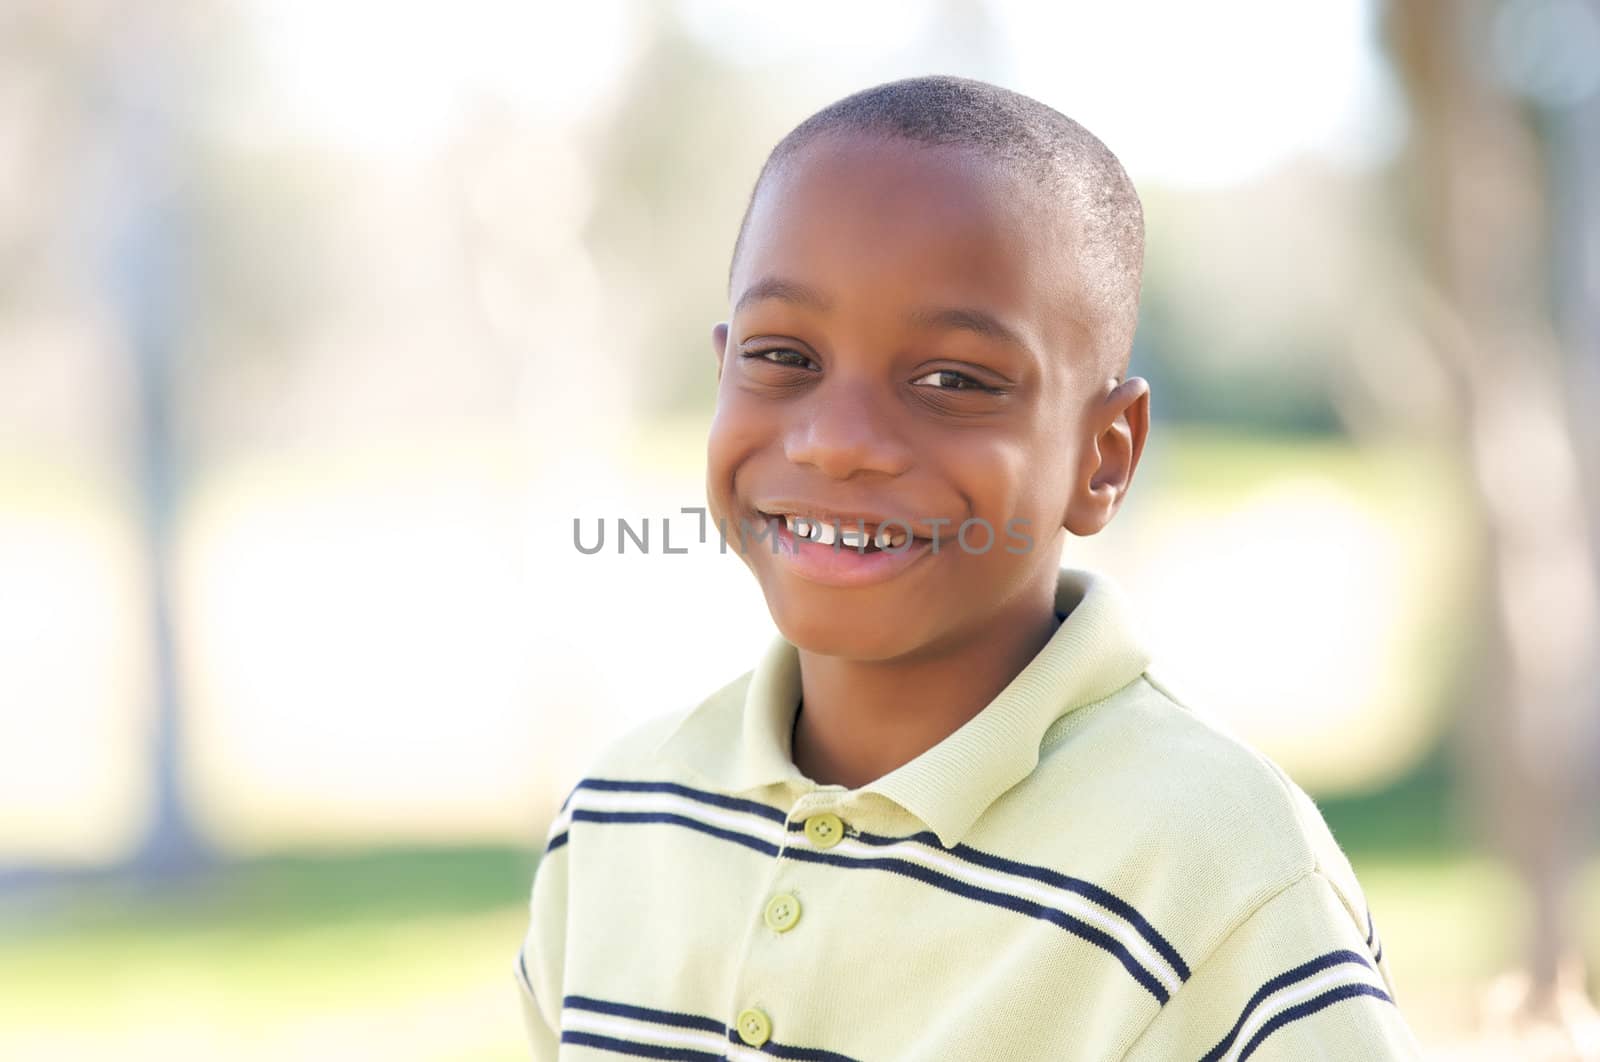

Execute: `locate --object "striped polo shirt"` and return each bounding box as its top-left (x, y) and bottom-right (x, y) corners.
top-left (515, 566), bottom-right (1423, 1060)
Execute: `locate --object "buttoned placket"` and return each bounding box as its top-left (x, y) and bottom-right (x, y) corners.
top-left (721, 785), bottom-right (857, 1056)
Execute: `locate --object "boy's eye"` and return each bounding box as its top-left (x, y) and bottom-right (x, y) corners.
top-left (743, 348), bottom-right (816, 370)
top-left (911, 369), bottom-right (991, 392)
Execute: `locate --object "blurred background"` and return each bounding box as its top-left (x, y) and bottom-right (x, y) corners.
top-left (2, 0), bottom-right (1598, 1058)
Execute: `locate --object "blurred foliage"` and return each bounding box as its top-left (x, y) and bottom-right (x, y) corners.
top-left (1135, 286), bottom-right (1346, 435)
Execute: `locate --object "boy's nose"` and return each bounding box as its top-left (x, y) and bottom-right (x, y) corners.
top-left (784, 382), bottom-right (913, 480)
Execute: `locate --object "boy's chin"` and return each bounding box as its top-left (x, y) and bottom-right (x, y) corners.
top-left (765, 594), bottom-right (932, 662)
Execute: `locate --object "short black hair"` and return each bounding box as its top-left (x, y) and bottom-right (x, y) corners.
top-left (729, 75), bottom-right (1144, 375)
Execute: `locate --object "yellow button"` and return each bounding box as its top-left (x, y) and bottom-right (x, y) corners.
top-left (763, 892), bottom-right (801, 933)
top-left (804, 812), bottom-right (844, 848)
top-left (735, 1007), bottom-right (771, 1047)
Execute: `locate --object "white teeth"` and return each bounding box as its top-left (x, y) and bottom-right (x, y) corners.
top-left (781, 514), bottom-right (910, 549)
top-left (785, 515), bottom-right (828, 542)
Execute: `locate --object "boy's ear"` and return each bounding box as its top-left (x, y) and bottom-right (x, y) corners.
top-left (711, 322), bottom-right (730, 379)
top-left (1065, 376), bottom-right (1150, 536)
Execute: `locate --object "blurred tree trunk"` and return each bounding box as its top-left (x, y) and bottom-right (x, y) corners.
top-left (1383, 0), bottom-right (1600, 1027)
top-left (99, 9), bottom-right (207, 877)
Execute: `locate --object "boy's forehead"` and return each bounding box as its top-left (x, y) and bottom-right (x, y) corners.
top-left (742, 133), bottom-right (1064, 262)
top-left (732, 132), bottom-right (1089, 350)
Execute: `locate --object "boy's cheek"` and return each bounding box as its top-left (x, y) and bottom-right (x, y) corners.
top-left (705, 405), bottom-right (768, 496)
top-left (701, 444), bottom-right (744, 543)
top-left (703, 437), bottom-right (734, 510)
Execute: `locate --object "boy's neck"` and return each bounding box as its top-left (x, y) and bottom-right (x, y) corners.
top-left (789, 576), bottom-right (1064, 791)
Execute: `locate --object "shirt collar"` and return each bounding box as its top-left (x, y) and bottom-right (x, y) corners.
top-left (652, 566), bottom-right (1153, 848)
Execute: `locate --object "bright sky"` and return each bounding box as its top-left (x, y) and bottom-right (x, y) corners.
top-left (993, 0), bottom-right (1402, 184)
top-left (239, 0), bottom-right (638, 151)
top-left (242, 0), bottom-right (1400, 186)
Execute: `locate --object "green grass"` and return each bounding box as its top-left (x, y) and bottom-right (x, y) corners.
top-left (0, 847), bottom-right (540, 1062)
top-left (4, 846), bottom-right (536, 934)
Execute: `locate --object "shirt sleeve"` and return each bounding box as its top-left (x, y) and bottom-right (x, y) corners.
top-left (515, 819), bottom-right (571, 1060)
top-left (1120, 869), bottom-right (1423, 1061)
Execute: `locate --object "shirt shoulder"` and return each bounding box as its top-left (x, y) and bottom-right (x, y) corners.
top-left (1013, 671), bottom-right (1380, 971)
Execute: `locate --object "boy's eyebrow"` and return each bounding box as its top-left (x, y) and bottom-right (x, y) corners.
top-left (734, 278), bottom-right (1034, 356)
top-left (908, 305), bottom-right (1030, 351)
top-left (733, 276), bottom-right (832, 316)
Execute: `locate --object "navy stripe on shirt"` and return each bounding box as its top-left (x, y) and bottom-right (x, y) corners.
top-left (1237, 983), bottom-right (1394, 1061)
top-left (570, 808), bottom-right (781, 859)
top-left (561, 1031), bottom-right (723, 1061)
top-left (561, 994), bottom-right (861, 1062)
top-left (575, 778), bottom-right (791, 823)
top-left (786, 843), bottom-right (1173, 1003)
top-left (547, 779), bottom-right (787, 855)
top-left (804, 820), bottom-right (1191, 981)
top-left (565, 994), bottom-right (728, 1034)
top-left (1198, 949), bottom-right (1392, 1062)
top-left (1365, 908), bottom-right (1385, 966)
top-left (722, 1028), bottom-right (862, 1062)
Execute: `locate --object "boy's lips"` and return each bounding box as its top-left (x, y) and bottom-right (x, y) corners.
top-left (750, 511), bottom-right (936, 588)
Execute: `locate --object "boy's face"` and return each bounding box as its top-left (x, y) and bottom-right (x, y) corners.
top-left (707, 132), bottom-right (1145, 661)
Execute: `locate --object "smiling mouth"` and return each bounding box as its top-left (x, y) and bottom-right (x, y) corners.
top-left (746, 508), bottom-right (937, 587)
top-left (752, 508), bottom-right (925, 551)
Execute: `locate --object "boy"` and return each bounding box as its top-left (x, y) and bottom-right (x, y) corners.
top-left (516, 76), bottom-right (1423, 1060)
